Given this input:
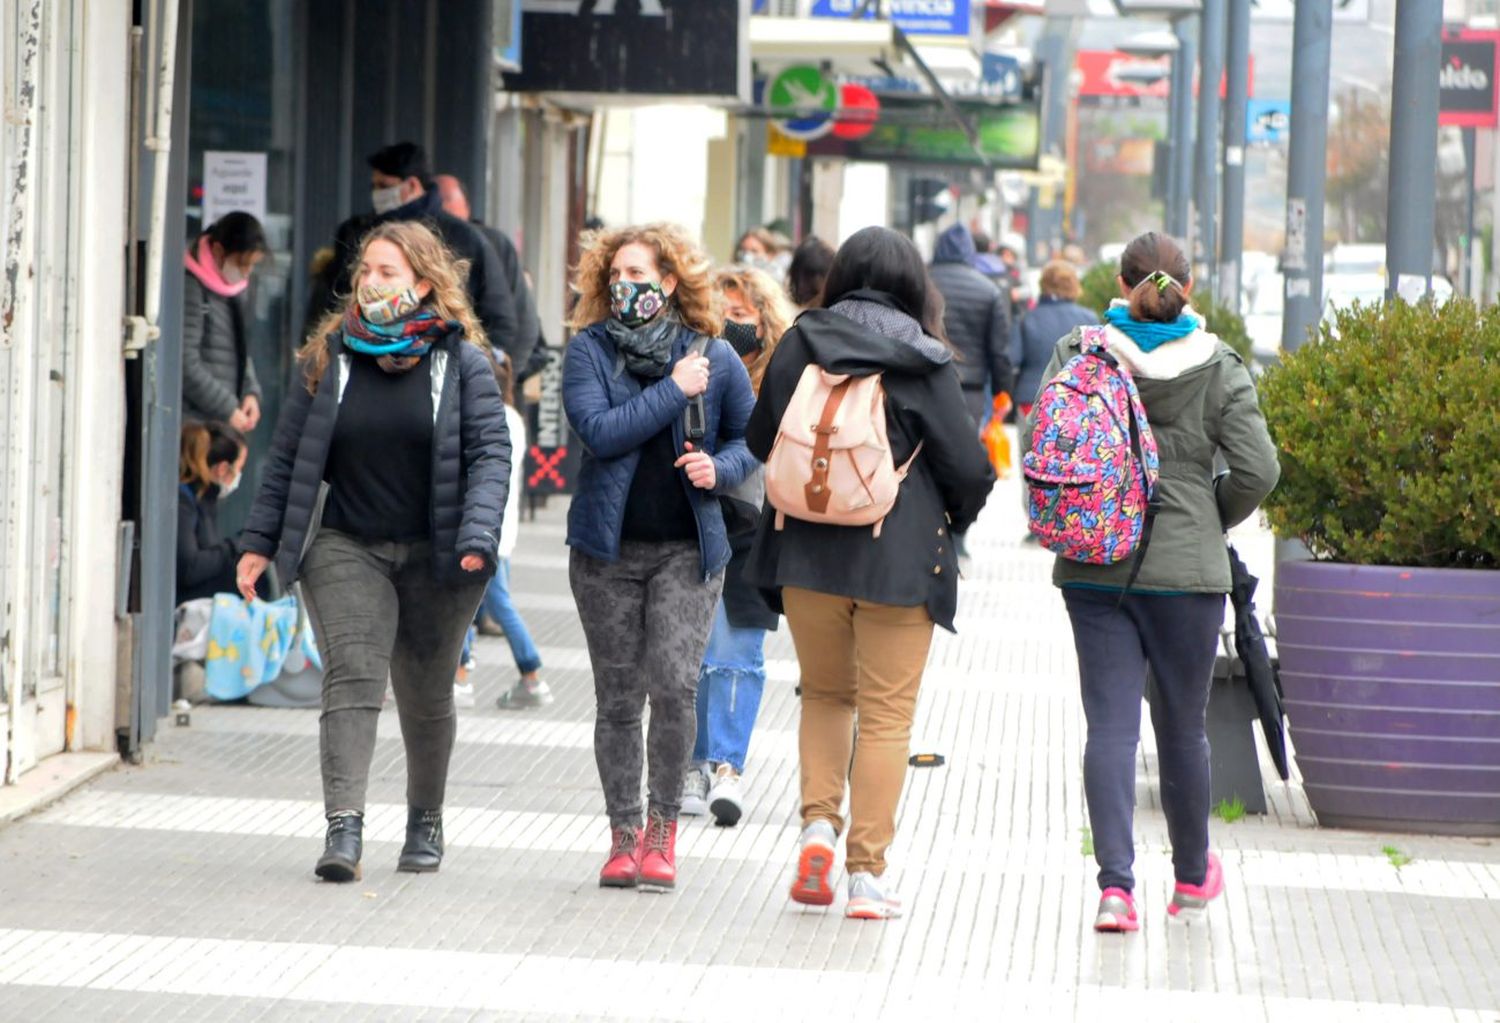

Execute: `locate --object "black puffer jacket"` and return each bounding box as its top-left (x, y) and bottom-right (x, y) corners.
top-left (177, 484), bottom-right (237, 603)
top-left (744, 292), bottom-right (996, 631)
top-left (474, 221), bottom-right (541, 379)
top-left (240, 330), bottom-right (511, 585)
top-left (182, 273), bottom-right (261, 422)
top-left (928, 225), bottom-right (1013, 398)
top-left (312, 190), bottom-right (522, 366)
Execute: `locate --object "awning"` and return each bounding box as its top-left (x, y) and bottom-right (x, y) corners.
top-left (749, 16), bottom-right (905, 74)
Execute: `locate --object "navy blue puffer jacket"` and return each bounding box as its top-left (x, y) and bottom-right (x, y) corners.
top-left (563, 320), bottom-right (757, 579)
top-left (241, 330), bottom-right (511, 585)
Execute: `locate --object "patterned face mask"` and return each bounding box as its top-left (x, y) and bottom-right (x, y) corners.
top-left (609, 279), bottom-right (667, 327)
top-left (357, 282), bottom-right (423, 325)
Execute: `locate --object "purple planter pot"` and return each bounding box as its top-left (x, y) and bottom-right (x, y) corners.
top-left (1275, 560), bottom-right (1500, 835)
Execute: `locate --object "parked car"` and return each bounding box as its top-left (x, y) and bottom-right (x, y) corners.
top-left (1244, 271), bottom-right (1283, 366)
top-left (1325, 244), bottom-right (1386, 277)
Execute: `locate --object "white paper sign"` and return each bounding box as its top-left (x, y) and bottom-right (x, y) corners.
top-left (202, 151), bottom-right (267, 226)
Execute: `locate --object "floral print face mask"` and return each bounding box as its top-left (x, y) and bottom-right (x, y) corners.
top-left (609, 279), bottom-right (667, 327)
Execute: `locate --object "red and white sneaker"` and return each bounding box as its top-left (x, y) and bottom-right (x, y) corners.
top-left (789, 820), bottom-right (837, 907)
top-left (599, 826), bottom-right (642, 888)
top-left (1094, 887), bottom-right (1140, 932)
top-left (1168, 851), bottom-right (1225, 920)
top-left (845, 871), bottom-right (903, 920)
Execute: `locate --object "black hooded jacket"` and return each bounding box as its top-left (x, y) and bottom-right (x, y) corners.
top-left (744, 292), bottom-right (995, 631)
top-left (928, 225), bottom-right (1014, 397)
top-left (310, 189), bottom-right (522, 366)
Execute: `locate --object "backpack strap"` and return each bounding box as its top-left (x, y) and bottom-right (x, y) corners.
top-left (682, 336), bottom-right (711, 442)
top-left (805, 380), bottom-right (853, 514)
top-left (1116, 390), bottom-right (1162, 606)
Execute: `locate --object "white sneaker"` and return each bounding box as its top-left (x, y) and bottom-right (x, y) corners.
top-left (452, 682), bottom-right (476, 709)
top-left (789, 820), bottom-right (838, 907)
top-left (708, 763), bottom-right (745, 826)
top-left (681, 764), bottom-right (710, 816)
top-left (846, 871), bottom-right (903, 920)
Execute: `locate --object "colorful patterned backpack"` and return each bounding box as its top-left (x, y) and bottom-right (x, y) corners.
top-left (1024, 325), bottom-right (1161, 581)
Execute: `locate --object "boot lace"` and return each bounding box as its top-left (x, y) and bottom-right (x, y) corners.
top-left (644, 812), bottom-right (672, 856)
top-left (610, 826), bottom-right (639, 858)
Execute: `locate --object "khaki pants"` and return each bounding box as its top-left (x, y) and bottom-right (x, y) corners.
top-left (782, 587), bottom-right (935, 877)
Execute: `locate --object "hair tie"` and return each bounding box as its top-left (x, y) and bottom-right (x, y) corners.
top-left (1148, 270), bottom-right (1181, 292)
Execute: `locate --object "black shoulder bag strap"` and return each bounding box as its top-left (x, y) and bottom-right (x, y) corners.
top-left (683, 336), bottom-right (711, 442)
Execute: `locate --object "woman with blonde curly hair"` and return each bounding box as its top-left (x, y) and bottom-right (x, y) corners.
top-left (564, 223), bottom-right (757, 891)
top-left (681, 265), bottom-right (791, 826)
top-left (238, 220), bottom-right (511, 883)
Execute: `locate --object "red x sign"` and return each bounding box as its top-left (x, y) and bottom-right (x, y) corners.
top-left (528, 446), bottom-right (568, 490)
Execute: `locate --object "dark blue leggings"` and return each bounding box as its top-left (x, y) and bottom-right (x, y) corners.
top-left (1062, 588), bottom-right (1225, 893)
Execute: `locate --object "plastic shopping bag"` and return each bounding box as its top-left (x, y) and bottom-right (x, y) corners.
top-left (982, 392), bottom-right (1013, 477)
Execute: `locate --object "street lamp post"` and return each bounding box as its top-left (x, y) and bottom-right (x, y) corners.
top-left (1194, 0), bottom-right (1225, 294)
top-left (1280, 0), bottom-right (1332, 359)
top-left (1219, 0), bottom-right (1250, 313)
top-left (1385, 0), bottom-right (1443, 299)
top-left (1168, 17), bottom-right (1198, 239)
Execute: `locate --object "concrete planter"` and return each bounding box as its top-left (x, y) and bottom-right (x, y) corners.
top-left (1275, 560), bottom-right (1500, 835)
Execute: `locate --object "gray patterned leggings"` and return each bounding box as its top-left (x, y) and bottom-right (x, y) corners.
top-left (570, 541), bottom-right (724, 828)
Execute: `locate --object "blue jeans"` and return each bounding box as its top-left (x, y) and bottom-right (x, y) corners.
top-left (692, 600), bottom-right (767, 773)
top-left (476, 557), bottom-right (543, 675)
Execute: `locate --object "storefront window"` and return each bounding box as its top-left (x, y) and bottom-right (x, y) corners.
top-left (188, 0), bottom-right (301, 531)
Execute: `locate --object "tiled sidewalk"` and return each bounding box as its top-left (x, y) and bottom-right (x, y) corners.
top-left (1, 475), bottom-right (1497, 1022)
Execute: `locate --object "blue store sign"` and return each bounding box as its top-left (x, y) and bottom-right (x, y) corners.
top-left (810, 0), bottom-right (970, 38)
top-left (1246, 99), bottom-right (1291, 143)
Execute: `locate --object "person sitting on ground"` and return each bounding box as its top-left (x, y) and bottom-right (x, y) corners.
top-left (680, 264), bottom-right (793, 828)
top-left (176, 420), bottom-right (249, 604)
top-left (183, 212), bottom-right (266, 434)
top-left (1023, 230), bottom-right (1279, 934)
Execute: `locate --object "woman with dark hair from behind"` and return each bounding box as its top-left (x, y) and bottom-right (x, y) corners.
top-left (177, 420), bottom-right (250, 602)
top-left (1023, 230), bottom-right (1279, 933)
top-left (745, 226), bottom-right (994, 920)
top-left (786, 236), bottom-right (836, 311)
top-left (183, 212), bottom-right (268, 434)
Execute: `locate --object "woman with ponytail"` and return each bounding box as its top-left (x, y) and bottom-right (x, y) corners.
top-left (237, 220), bottom-right (511, 884)
top-left (177, 420), bottom-right (249, 602)
top-left (1023, 231), bottom-right (1280, 933)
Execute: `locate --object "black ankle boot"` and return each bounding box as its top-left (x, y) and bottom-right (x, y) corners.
top-left (397, 807), bottom-right (443, 873)
top-left (315, 813), bottom-right (363, 882)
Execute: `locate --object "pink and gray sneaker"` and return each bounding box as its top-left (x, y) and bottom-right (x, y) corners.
top-left (1093, 887), bottom-right (1139, 932)
top-left (1168, 851), bottom-right (1225, 920)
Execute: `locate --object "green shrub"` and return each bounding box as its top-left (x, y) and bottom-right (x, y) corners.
top-left (1077, 261), bottom-right (1252, 362)
top-left (1259, 296), bottom-right (1500, 568)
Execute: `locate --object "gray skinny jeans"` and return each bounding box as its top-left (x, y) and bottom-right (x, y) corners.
top-left (301, 529), bottom-right (487, 815)
top-left (570, 541), bottom-right (723, 829)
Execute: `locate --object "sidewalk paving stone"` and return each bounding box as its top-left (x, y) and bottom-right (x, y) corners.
top-left (0, 474), bottom-right (1497, 1021)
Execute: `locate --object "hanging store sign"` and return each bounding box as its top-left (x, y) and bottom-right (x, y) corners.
top-left (765, 65), bottom-right (839, 141)
top-left (807, 100), bottom-right (1039, 169)
top-left (525, 348), bottom-right (578, 496)
top-left (810, 0), bottom-right (970, 38)
top-left (1247, 99), bottom-right (1291, 143)
top-left (1440, 30), bottom-right (1500, 129)
top-left (502, 0), bottom-right (748, 100)
top-left (1076, 49), bottom-right (1253, 108)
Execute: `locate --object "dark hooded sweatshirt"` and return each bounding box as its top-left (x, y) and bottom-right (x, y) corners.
top-left (928, 224), bottom-right (1014, 398)
top-left (744, 292), bottom-right (996, 631)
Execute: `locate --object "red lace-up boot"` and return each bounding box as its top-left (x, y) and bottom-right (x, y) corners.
top-left (599, 825), bottom-right (643, 888)
top-left (638, 809), bottom-right (678, 890)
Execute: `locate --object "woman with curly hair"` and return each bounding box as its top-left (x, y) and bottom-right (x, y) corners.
top-left (564, 223), bottom-right (757, 891)
top-left (681, 265), bottom-right (792, 826)
top-left (237, 220), bottom-right (510, 883)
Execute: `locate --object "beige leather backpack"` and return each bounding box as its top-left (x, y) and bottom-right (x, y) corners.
top-left (764, 365), bottom-right (920, 538)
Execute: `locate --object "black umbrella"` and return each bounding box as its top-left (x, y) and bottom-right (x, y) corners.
top-left (1228, 544), bottom-right (1290, 780)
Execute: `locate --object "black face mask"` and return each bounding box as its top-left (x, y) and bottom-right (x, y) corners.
top-left (723, 318), bottom-right (763, 358)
